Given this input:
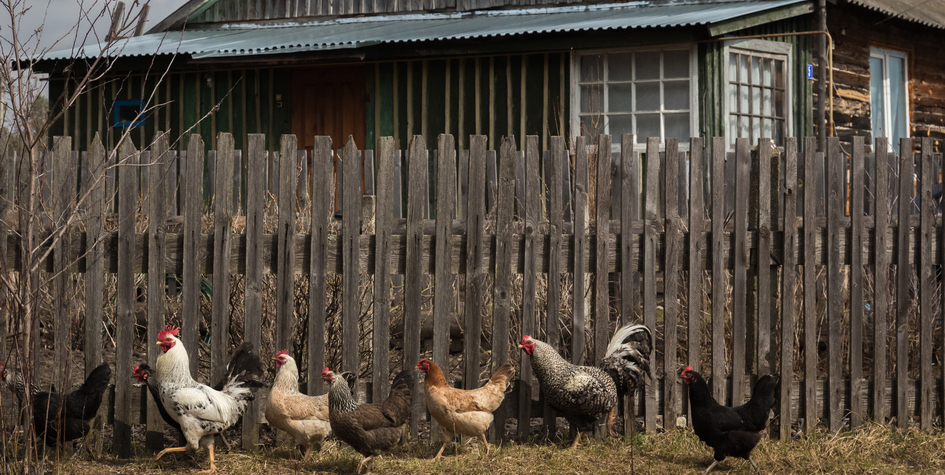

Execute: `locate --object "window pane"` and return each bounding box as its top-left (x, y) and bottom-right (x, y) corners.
top-left (581, 54), bottom-right (604, 83)
top-left (582, 115), bottom-right (604, 137)
top-left (752, 86), bottom-right (761, 115)
top-left (610, 53), bottom-right (633, 81)
top-left (581, 85), bottom-right (603, 114)
top-left (608, 83), bottom-right (633, 113)
top-left (664, 50), bottom-right (690, 78)
top-left (665, 112), bottom-right (690, 141)
top-left (636, 51), bottom-right (660, 80)
top-left (664, 81), bottom-right (689, 110)
top-left (609, 115), bottom-right (633, 140)
top-left (889, 55), bottom-right (907, 148)
top-left (636, 82), bottom-right (660, 111)
top-left (869, 56), bottom-right (887, 140)
top-left (636, 113), bottom-right (661, 140)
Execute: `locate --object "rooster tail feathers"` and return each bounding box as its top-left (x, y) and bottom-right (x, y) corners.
top-left (600, 324), bottom-right (653, 397)
top-left (77, 363), bottom-right (112, 396)
top-left (225, 342), bottom-right (265, 389)
top-left (389, 369), bottom-right (413, 399)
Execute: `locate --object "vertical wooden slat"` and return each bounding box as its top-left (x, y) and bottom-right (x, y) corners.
top-left (711, 137), bottom-right (726, 403)
top-left (919, 137), bottom-right (933, 431)
top-left (210, 133), bottom-right (235, 387)
top-left (849, 136), bottom-right (865, 428)
top-left (592, 135), bottom-right (612, 436)
top-left (780, 138), bottom-right (797, 440)
top-left (113, 138), bottom-right (137, 458)
top-left (643, 137), bottom-right (658, 431)
top-left (491, 136), bottom-right (515, 441)
top-left (341, 136), bottom-right (361, 376)
top-left (732, 138), bottom-right (750, 405)
top-left (826, 137), bottom-right (843, 432)
top-left (687, 138), bottom-right (705, 375)
top-left (51, 137), bottom-right (74, 392)
top-left (873, 137), bottom-right (889, 423)
top-left (573, 136), bottom-right (588, 367)
top-left (146, 132), bottom-right (170, 450)
top-left (86, 135), bottom-right (105, 375)
top-left (896, 138), bottom-right (913, 428)
top-left (243, 134), bottom-right (266, 448)
top-left (182, 134), bottom-right (204, 376)
top-left (756, 138), bottom-right (772, 376)
top-left (803, 137), bottom-right (818, 429)
top-left (371, 137), bottom-right (392, 402)
top-left (464, 135), bottom-right (487, 389)
top-left (404, 135), bottom-right (425, 436)
top-left (0, 139), bottom-right (9, 363)
top-left (431, 135), bottom-right (455, 422)
top-left (662, 138), bottom-right (679, 430)
top-left (518, 135), bottom-right (539, 440)
top-left (276, 135), bottom-right (297, 356)
top-left (619, 134), bottom-right (635, 437)
top-left (543, 139), bottom-right (563, 433)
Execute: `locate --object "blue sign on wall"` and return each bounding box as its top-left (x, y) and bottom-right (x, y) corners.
top-left (807, 64), bottom-right (814, 80)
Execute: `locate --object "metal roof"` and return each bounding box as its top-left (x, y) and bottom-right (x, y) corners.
top-left (42, 0), bottom-right (810, 61)
top-left (845, 0), bottom-right (945, 29)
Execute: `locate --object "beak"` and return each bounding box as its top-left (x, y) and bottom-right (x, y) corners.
top-left (272, 356), bottom-right (278, 360)
top-left (517, 344), bottom-right (524, 349)
top-left (155, 341), bottom-right (162, 345)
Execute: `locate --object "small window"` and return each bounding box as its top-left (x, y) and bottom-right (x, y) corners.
top-left (571, 46), bottom-right (697, 150)
top-left (724, 39), bottom-right (792, 148)
top-left (870, 47), bottom-right (909, 154)
top-left (113, 100), bottom-right (144, 128)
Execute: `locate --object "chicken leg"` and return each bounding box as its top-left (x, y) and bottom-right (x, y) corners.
top-left (198, 445), bottom-right (217, 473)
top-left (480, 433), bottom-right (492, 456)
top-left (356, 454), bottom-right (375, 474)
top-left (154, 446), bottom-right (188, 460)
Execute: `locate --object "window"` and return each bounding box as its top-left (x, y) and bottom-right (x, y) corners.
top-left (725, 40), bottom-right (792, 147)
top-left (870, 48), bottom-right (909, 154)
top-left (113, 100), bottom-right (144, 128)
top-left (572, 47), bottom-right (697, 149)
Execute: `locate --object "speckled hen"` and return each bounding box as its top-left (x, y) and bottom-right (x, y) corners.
top-left (519, 323), bottom-right (652, 447)
top-left (152, 327), bottom-right (263, 473)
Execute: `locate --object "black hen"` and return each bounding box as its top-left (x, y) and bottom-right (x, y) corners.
top-left (34, 363), bottom-right (112, 447)
top-left (681, 366), bottom-right (778, 474)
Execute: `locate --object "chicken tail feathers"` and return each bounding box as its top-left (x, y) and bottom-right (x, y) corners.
top-left (225, 342), bottom-right (265, 390)
top-left (381, 370), bottom-right (413, 426)
top-left (600, 324), bottom-right (653, 397)
top-left (76, 363), bottom-right (112, 397)
top-left (747, 375), bottom-right (779, 412)
top-left (488, 363), bottom-right (514, 392)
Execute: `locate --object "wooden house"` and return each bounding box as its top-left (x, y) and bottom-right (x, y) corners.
top-left (826, 0), bottom-right (945, 153)
top-left (35, 0), bottom-right (818, 155)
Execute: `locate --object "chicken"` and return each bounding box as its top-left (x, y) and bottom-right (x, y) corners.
top-left (519, 323), bottom-right (652, 447)
top-left (32, 363), bottom-right (112, 446)
top-left (153, 327), bottom-right (263, 473)
top-left (265, 350), bottom-right (331, 459)
top-left (417, 358), bottom-right (513, 460)
top-left (680, 366), bottom-right (779, 474)
top-left (322, 367), bottom-right (412, 474)
top-left (0, 362), bottom-right (41, 409)
top-left (133, 363), bottom-right (183, 437)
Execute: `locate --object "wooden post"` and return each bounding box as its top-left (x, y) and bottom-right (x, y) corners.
top-left (662, 138), bottom-right (679, 431)
top-left (491, 136), bottom-right (515, 441)
top-left (276, 135), bottom-right (298, 357)
top-left (518, 136), bottom-right (540, 440)
top-left (642, 137), bottom-right (658, 431)
top-left (780, 138), bottom-right (798, 439)
top-left (182, 135), bottom-right (204, 376)
top-left (309, 137), bottom-right (332, 398)
top-left (113, 138), bottom-right (137, 458)
top-left (873, 137), bottom-right (889, 423)
top-left (849, 136), bottom-right (865, 428)
top-left (210, 133), bottom-right (235, 386)
top-left (404, 135), bottom-right (425, 437)
top-left (895, 138), bottom-right (913, 428)
top-left (732, 138), bottom-right (750, 405)
top-left (146, 133), bottom-right (170, 450)
top-left (372, 137), bottom-right (392, 402)
top-left (464, 136), bottom-right (487, 390)
top-left (918, 137), bottom-right (934, 431)
top-left (826, 137), bottom-right (843, 432)
top-left (243, 134), bottom-right (266, 448)
top-left (803, 137), bottom-right (819, 430)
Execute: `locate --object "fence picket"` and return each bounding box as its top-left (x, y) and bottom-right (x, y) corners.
top-left (874, 137), bottom-right (890, 424)
top-left (243, 134), bottom-right (266, 448)
top-left (211, 133), bottom-right (235, 387)
top-left (543, 139), bottom-right (563, 433)
top-left (780, 138), bottom-right (797, 439)
top-left (52, 137), bottom-right (74, 392)
top-left (518, 135), bottom-right (539, 440)
top-left (756, 139), bottom-right (773, 377)
top-left (492, 136), bottom-right (515, 441)
top-left (574, 136), bottom-right (588, 367)
top-left (182, 135), bottom-right (204, 377)
top-left (431, 134), bottom-right (455, 440)
top-left (405, 135), bottom-right (425, 436)
top-left (643, 137), bottom-right (658, 431)
top-left (919, 137), bottom-right (934, 431)
top-left (663, 138), bottom-right (679, 431)
top-left (464, 136), bottom-right (487, 392)
top-left (850, 136), bottom-right (865, 428)
top-left (732, 139), bottom-right (750, 405)
top-left (711, 137), bottom-right (726, 404)
top-left (146, 132), bottom-right (170, 449)
top-left (826, 137), bottom-right (843, 432)
top-left (372, 137), bottom-right (393, 402)
top-left (113, 138), bottom-right (138, 459)
top-left (277, 136), bottom-right (298, 357)
top-left (896, 138), bottom-right (913, 428)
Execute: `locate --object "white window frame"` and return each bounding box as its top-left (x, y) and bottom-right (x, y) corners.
top-left (869, 47), bottom-right (910, 153)
top-left (569, 45), bottom-right (699, 152)
top-left (722, 39), bottom-right (794, 149)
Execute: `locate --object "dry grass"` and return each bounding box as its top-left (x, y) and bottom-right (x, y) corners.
top-left (33, 423), bottom-right (945, 474)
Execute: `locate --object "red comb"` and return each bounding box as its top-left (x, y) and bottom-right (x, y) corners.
top-left (322, 367), bottom-right (331, 375)
top-left (681, 366), bottom-right (693, 376)
top-left (157, 326), bottom-right (179, 340)
top-left (276, 350), bottom-right (289, 358)
top-left (520, 335), bottom-right (531, 344)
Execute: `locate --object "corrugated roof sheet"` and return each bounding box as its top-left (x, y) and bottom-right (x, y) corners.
top-left (41, 0), bottom-right (809, 61)
top-left (845, 0), bottom-right (945, 29)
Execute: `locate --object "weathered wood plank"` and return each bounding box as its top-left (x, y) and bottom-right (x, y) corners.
top-left (182, 134), bottom-right (204, 376)
top-left (756, 138), bottom-right (772, 376)
top-left (662, 139), bottom-right (680, 431)
top-left (849, 136), bottom-right (865, 429)
top-left (688, 138), bottom-right (705, 378)
top-left (243, 134), bottom-right (266, 448)
top-left (405, 135), bottom-right (425, 437)
top-left (113, 138), bottom-right (137, 458)
top-left (342, 136), bottom-right (361, 376)
top-left (464, 135), bottom-right (487, 391)
top-left (276, 136), bottom-right (297, 356)
top-left (518, 135), bottom-right (539, 440)
top-left (896, 138), bottom-right (913, 428)
top-left (430, 134), bottom-right (454, 440)
top-left (574, 136), bottom-right (588, 367)
top-left (146, 132), bottom-right (170, 450)
top-left (620, 134), bottom-right (637, 437)
top-left (873, 137), bottom-right (889, 424)
top-left (372, 137), bottom-right (392, 402)
top-left (643, 137), bottom-right (658, 431)
top-left (803, 137), bottom-right (819, 430)
top-left (780, 138), bottom-right (798, 439)
top-left (52, 137), bottom-right (74, 395)
top-left (543, 140), bottom-right (563, 433)
top-left (85, 135), bottom-right (106, 375)
top-left (826, 137), bottom-right (843, 432)
top-left (711, 137), bottom-right (726, 403)
top-left (918, 137), bottom-right (933, 431)
top-left (593, 134), bottom-right (612, 437)
top-left (491, 135), bottom-right (515, 441)
top-left (732, 138), bottom-right (750, 405)
top-left (211, 133), bottom-right (235, 387)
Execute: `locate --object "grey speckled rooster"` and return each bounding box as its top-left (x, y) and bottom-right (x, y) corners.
top-left (519, 323), bottom-right (652, 447)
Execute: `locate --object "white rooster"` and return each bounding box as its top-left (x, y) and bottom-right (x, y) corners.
top-left (153, 327), bottom-right (262, 473)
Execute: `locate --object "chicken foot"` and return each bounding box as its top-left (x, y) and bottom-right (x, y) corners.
top-left (356, 454), bottom-right (375, 474)
top-left (198, 445), bottom-right (217, 473)
top-left (480, 433), bottom-right (492, 456)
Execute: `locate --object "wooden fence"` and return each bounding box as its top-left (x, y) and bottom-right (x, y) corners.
top-left (1, 132), bottom-right (943, 457)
